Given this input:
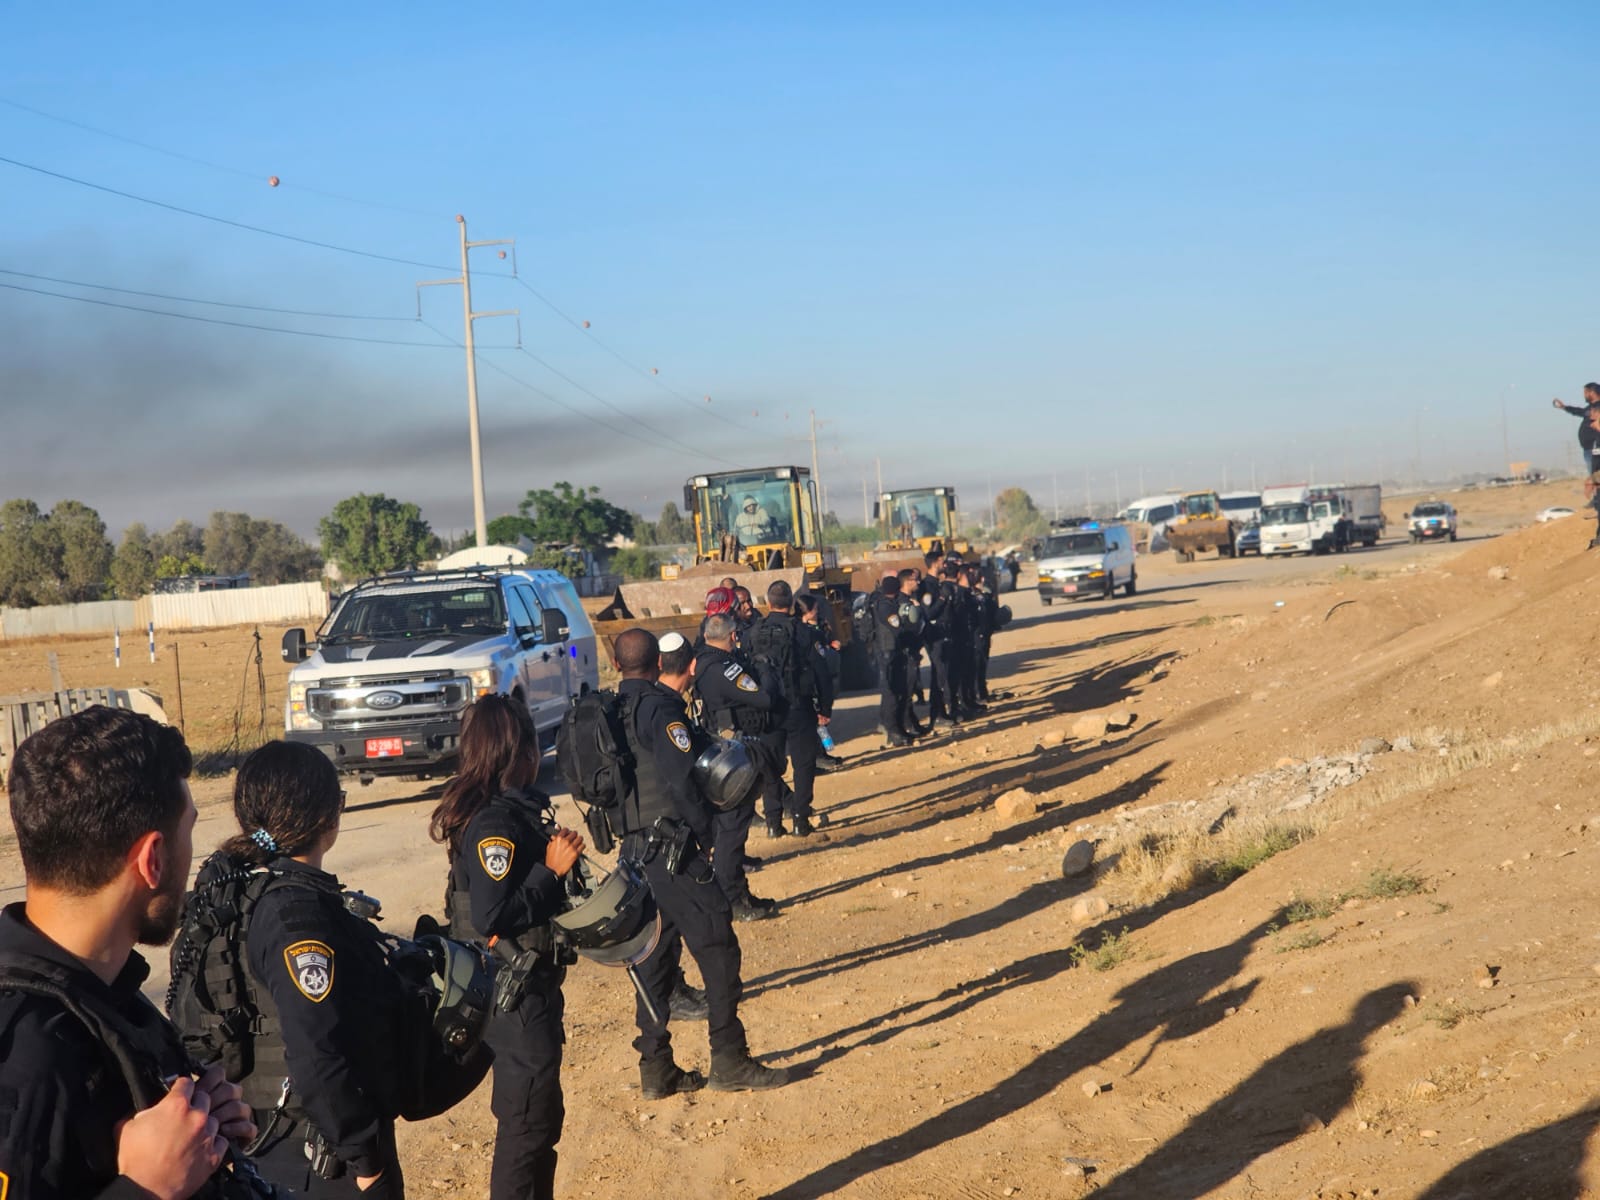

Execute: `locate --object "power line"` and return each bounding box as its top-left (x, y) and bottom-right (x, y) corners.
top-left (510, 344), bottom-right (711, 460)
top-left (0, 267), bottom-right (416, 322)
top-left (420, 318), bottom-right (739, 467)
top-left (0, 95), bottom-right (445, 220)
top-left (0, 153), bottom-right (457, 272)
top-left (511, 275), bottom-right (763, 432)
top-left (0, 281), bottom-right (458, 347)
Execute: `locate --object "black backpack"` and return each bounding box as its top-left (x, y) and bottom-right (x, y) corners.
top-left (166, 857), bottom-right (281, 1086)
top-left (850, 591), bottom-right (877, 649)
top-left (555, 690), bottom-right (635, 852)
top-left (746, 613), bottom-right (810, 702)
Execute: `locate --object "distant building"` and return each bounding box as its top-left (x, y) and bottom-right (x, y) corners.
top-left (152, 573), bottom-right (251, 595)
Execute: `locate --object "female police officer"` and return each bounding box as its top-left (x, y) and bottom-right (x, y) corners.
top-left (201, 740), bottom-right (412, 1197)
top-left (429, 695), bottom-right (583, 1200)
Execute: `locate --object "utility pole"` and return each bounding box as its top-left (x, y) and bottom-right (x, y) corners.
top-left (1083, 467), bottom-right (1091, 515)
top-left (875, 456), bottom-right (884, 498)
top-left (1052, 473), bottom-right (1059, 519)
top-left (1500, 386), bottom-right (1512, 474)
top-left (809, 410), bottom-right (822, 502)
top-left (861, 478), bottom-right (869, 527)
top-left (419, 216), bottom-right (518, 550)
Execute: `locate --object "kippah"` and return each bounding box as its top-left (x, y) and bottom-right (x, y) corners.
top-left (659, 631), bottom-right (688, 652)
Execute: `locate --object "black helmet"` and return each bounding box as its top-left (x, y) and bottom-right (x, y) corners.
top-left (692, 736), bottom-right (764, 811)
top-left (415, 935), bottom-right (496, 1058)
top-left (898, 599), bottom-right (923, 629)
top-left (553, 858), bottom-right (662, 967)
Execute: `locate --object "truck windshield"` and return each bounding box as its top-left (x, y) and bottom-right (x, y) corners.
top-left (324, 585), bottom-right (507, 641)
top-left (1181, 495), bottom-right (1215, 517)
top-left (885, 489), bottom-right (950, 539)
top-left (1040, 533), bottom-right (1106, 557)
top-left (699, 471), bottom-right (799, 548)
top-left (1220, 495), bottom-right (1260, 513)
top-left (1414, 504), bottom-right (1448, 517)
top-left (1262, 504), bottom-right (1308, 525)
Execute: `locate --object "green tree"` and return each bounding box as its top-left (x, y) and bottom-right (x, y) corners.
top-left (51, 500), bottom-right (112, 602)
top-left (526, 547), bottom-right (582, 578)
top-left (319, 493), bottom-right (436, 581)
top-left (608, 546), bottom-right (662, 580)
top-left (246, 521), bottom-right (322, 585)
top-left (111, 522), bottom-right (158, 599)
top-left (151, 519), bottom-right (204, 565)
top-left (156, 552), bottom-right (211, 579)
top-left (486, 514), bottom-right (538, 546)
top-left (0, 499), bottom-right (59, 607)
top-left (517, 482), bottom-right (633, 553)
top-left (653, 501), bottom-right (692, 545)
top-left (995, 486), bottom-right (1047, 543)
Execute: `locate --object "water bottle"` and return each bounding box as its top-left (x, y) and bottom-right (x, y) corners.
top-left (818, 725), bottom-right (835, 753)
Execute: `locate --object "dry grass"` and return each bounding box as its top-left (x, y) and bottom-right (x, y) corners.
top-left (1274, 927), bottom-right (1326, 953)
top-left (1070, 927), bottom-right (1135, 972)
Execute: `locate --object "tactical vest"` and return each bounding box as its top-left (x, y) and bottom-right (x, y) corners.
top-left (698, 648), bottom-right (772, 737)
top-left (617, 689), bottom-right (679, 835)
top-left (0, 947), bottom-right (286, 1199)
top-left (444, 790), bottom-right (558, 958)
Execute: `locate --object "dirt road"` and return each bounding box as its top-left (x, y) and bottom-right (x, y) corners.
top-left (2, 479), bottom-right (1596, 1198)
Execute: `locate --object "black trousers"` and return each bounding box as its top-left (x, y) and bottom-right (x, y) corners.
top-left (975, 634), bottom-right (993, 698)
top-left (252, 1118), bottom-right (404, 1199)
top-left (954, 635), bottom-right (979, 708)
top-left (630, 853), bottom-right (746, 1063)
top-left (485, 966), bottom-right (566, 1200)
top-left (712, 801), bottom-right (756, 902)
top-left (761, 708), bottom-right (819, 821)
top-left (876, 648), bottom-right (903, 733)
top-left (925, 637), bottom-right (952, 718)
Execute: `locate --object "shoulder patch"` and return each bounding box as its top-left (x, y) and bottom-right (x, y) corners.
top-left (735, 673), bottom-right (759, 692)
top-left (284, 940), bottom-right (335, 1002)
top-left (723, 662), bottom-right (744, 681)
top-left (666, 721), bottom-right (693, 752)
top-left (478, 836), bottom-right (515, 881)
top-left (0, 1170), bottom-right (8, 1200)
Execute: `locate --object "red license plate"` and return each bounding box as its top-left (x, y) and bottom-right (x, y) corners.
top-left (1061, 583), bottom-right (1078, 594)
top-left (365, 737), bottom-right (405, 758)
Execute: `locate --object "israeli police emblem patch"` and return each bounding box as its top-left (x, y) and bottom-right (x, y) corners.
top-left (284, 940), bottom-right (335, 1002)
top-left (667, 721), bottom-right (693, 752)
top-left (736, 673), bottom-right (758, 692)
top-left (478, 836), bottom-right (515, 881)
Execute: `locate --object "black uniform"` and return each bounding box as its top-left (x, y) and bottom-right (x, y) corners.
top-left (746, 609), bottom-right (829, 833)
top-left (244, 860), bottom-right (409, 1198)
top-left (951, 582), bottom-right (982, 711)
top-left (870, 591), bottom-right (912, 740)
top-left (0, 904), bottom-right (206, 1200)
top-left (973, 583), bottom-right (1000, 700)
top-left (693, 642), bottom-right (780, 905)
top-left (447, 788), bottom-right (570, 1200)
top-left (918, 575), bottom-right (957, 721)
top-left (614, 677), bottom-right (748, 1070)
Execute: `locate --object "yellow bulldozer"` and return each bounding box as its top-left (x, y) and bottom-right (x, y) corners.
top-left (1166, 490), bottom-right (1237, 562)
top-left (872, 486), bottom-right (972, 558)
top-left (593, 465), bottom-right (871, 683)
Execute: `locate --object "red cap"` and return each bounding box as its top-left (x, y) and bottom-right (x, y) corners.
top-left (704, 587), bottom-right (734, 616)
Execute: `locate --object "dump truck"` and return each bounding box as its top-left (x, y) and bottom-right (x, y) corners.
top-left (872, 486), bottom-right (972, 558)
top-left (592, 465), bottom-right (871, 686)
top-left (1166, 490), bottom-right (1237, 562)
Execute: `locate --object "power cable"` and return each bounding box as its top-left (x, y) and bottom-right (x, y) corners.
top-left (511, 275), bottom-right (764, 432)
top-left (510, 344), bottom-right (712, 460)
top-left (0, 267), bottom-right (416, 322)
top-left (0, 280), bottom-right (461, 348)
top-left (0, 96), bottom-right (446, 220)
top-left (0, 153), bottom-right (457, 272)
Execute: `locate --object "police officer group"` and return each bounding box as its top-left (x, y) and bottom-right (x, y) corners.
top-left (0, 562), bottom-right (1006, 1199)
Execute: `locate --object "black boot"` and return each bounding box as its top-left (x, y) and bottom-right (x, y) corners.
top-left (709, 1048), bottom-right (790, 1092)
top-left (669, 981), bottom-right (709, 1021)
top-left (640, 1057), bottom-right (707, 1100)
top-left (884, 731), bottom-right (912, 748)
top-left (742, 853), bottom-right (764, 870)
top-left (791, 815), bottom-right (814, 837)
top-left (731, 897), bottom-right (780, 922)
top-left (764, 816), bottom-right (787, 838)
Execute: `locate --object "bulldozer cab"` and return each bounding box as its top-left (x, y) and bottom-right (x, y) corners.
top-left (684, 466), bottom-right (821, 571)
top-left (1177, 491), bottom-right (1223, 521)
top-left (873, 487), bottom-right (959, 553)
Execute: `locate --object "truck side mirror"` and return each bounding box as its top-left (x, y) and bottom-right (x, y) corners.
top-left (542, 608), bottom-right (569, 643)
top-left (871, 501), bottom-right (881, 520)
top-left (281, 628), bottom-right (309, 663)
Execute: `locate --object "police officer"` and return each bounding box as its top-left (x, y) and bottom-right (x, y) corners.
top-left (869, 574), bottom-right (917, 746)
top-left (918, 550), bottom-right (958, 726)
top-left (428, 695), bottom-right (584, 1200)
top-left (693, 618), bottom-right (781, 920)
top-left (216, 742), bottom-right (416, 1197)
top-left (951, 563), bottom-right (986, 715)
top-left (0, 706), bottom-right (262, 1200)
top-left (897, 568), bottom-right (930, 730)
top-left (747, 580), bottom-right (830, 837)
top-left (611, 627), bottom-right (789, 1097)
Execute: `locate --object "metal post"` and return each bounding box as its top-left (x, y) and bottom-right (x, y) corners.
top-left (809, 410), bottom-right (821, 500)
top-left (169, 643), bottom-right (186, 734)
top-left (861, 478), bottom-right (869, 527)
top-left (459, 217), bottom-right (488, 551)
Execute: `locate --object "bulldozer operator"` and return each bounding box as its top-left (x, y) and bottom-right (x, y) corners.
top-left (734, 494), bottom-right (781, 544)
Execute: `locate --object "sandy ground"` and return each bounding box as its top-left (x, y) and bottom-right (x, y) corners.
top-left (2, 477), bottom-right (1598, 1199)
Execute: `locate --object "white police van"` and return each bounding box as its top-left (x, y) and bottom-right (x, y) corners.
top-left (281, 567), bottom-right (599, 775)
top-left (1035, 522), bottom-right (1137, 604)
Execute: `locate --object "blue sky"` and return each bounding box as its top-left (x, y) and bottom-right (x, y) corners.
top-left (2, 3), bottom-right (1596, 537)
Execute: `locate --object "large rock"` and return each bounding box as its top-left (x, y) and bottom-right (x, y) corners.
top-left (1061, 840), bottom-right (1096, 878)
top-left (1104, 709), bottom-right (1135, 730)
top-left (1359, 737), bottom-right (1391, 756)
top-left (995, 789), bottom-right (1039, 822)
top-left (1036, 728), bottom-right (1068, 750)
top-left (1072, 714), bottom-right (1110, 741)
top-left (1069, 894), bottom-right (1110, 924)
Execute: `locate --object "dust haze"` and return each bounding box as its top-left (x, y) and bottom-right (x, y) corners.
top-left (0, 281), bottom-right (760, 539)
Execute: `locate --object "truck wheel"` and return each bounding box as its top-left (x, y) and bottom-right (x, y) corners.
top-left (1449, 530), bottom-right (1457, 542)
top-left (1124, 570), bottom-right (1138, 597)
top-left (1103, 576), bottom-right (1115, 600)
top-left (1041, 596), bottom-right (1053, 607)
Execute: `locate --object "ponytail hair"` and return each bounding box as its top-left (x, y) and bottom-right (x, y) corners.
top-left (220, 741), bottom-right (343, 865)
top-left (429, 695), bottom-right (539, 855)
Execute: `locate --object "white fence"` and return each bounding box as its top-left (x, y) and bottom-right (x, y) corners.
top-left (151, 582), bottom-right (329, 630)
top-left (0, 582), bottom-right (329, 640)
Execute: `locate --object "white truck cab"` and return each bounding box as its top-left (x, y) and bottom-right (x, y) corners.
top-left (281, 567), bottom-right (599, 775)
top-left (1259, 486), bottom-right (1352, 557)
